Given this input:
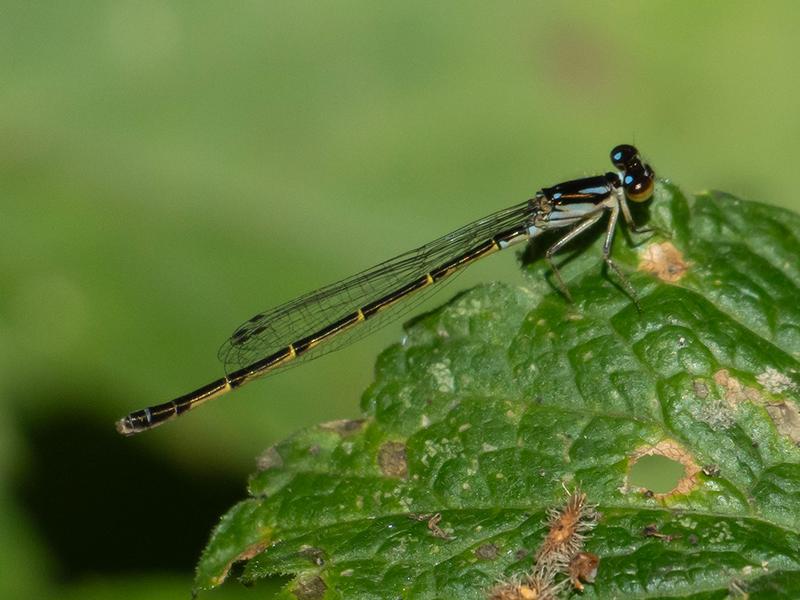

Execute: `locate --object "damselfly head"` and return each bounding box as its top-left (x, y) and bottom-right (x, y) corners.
top-left (622, 161), bottom-right (655, 203)
top-left (610, 144), bottom-right (640, 169)
top-left (610, 144), bottom-right (655, 204)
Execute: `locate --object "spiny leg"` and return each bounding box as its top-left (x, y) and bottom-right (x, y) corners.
top-left (602, 202), bottom-right (642, 311)
top-left (545, 212), bottom-right (604, 303)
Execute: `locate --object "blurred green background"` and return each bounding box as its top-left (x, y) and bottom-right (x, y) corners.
top-left (2, 1), bottom-right (800, 598)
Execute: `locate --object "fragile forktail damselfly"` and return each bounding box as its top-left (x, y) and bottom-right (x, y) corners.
top-left (116, 144), bottom-right (655, 435)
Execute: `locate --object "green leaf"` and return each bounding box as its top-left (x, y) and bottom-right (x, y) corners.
top-left (195, 183), bottom-right (800, 599)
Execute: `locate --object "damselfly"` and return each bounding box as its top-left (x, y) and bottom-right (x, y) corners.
top-left (116, 144), bottom-right (655, 435)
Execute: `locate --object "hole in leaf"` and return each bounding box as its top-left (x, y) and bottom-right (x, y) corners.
top-left (628, 454), bottom-right (685, 493)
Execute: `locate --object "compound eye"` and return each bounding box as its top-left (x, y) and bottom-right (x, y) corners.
top-left (624, 163), bottom-right (655, 203)
top-left (610, 144), bottom-right (639, 169)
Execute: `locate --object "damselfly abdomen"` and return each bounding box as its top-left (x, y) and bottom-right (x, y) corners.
top-left (116, 144), bottom-right (655, 435)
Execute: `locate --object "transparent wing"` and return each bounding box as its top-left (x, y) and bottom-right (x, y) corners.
top-left (218, 200), bottom-right (532, 375)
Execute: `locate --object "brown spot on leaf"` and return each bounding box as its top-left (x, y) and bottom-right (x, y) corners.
top-left (765, 401), bottom-right (800, 444)
top-left (293, 575), bottom-right (327, 600)
top-left (628, 439), bottom-right (700, 497)
top-left (256, 446), bottom-right (283, 471)
top-left (569, 551), bottom-right (599, 592)
top-left (693, 371), bottom-right (761, 429)
top-left (237, 540), bottom-right (269, 562)
top-left (475, 543), bottom-right (499, 560)
top-left (210, 539), bottom-right (270, 587)
top-left (714, 369), bottom-right (762, 405)
top-left (298, 545), bottom-right (326, 566)
top-left (710, 368), bottom-right (800, 444)
top-left (378, 441), bottom-right (408, 479)
top-left (692, 379), bottom-right (709, 399)
top-left (320, 418), bottom-right (366, 436)
top-left (638, 241), bottom-right (688, 282)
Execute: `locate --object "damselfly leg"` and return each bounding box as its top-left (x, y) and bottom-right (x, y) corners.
top-left (543, 188), bottom-right (641, 309)
top-left (601, 196), bottom-right (642, 310)
top-left (544, 212), bottom-right (605, 304)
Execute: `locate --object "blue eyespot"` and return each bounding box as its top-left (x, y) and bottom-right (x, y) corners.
top-left (610, 144), bottom-right (639, 169)
top-left (624, 174), bottom-right (634, 185)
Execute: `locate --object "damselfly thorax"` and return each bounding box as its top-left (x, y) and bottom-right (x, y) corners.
top-left (116, 144), bottom-right (655, 435)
